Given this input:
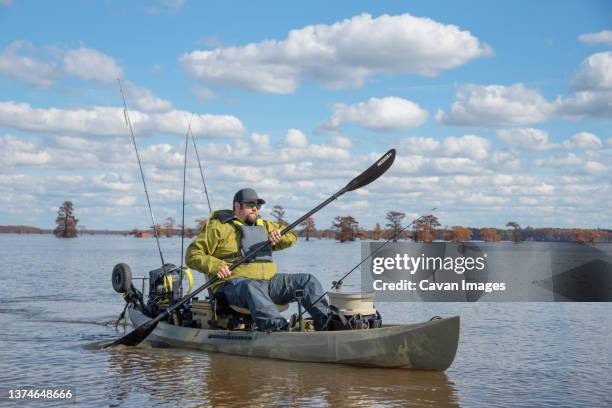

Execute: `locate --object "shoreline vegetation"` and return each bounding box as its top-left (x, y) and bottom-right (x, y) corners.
top-left (1, 224), bottom-right (610, 244)
top-left (0, 225), bottom-right (128, 235)
top-left (9, 203), bottom-right (607, 244)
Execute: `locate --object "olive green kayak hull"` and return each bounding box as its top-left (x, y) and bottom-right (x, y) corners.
top-left (128, 307), bottom-right (459, 370)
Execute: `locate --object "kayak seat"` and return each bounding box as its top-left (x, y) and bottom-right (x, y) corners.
top-left (212, 291), bottom-right (288, 316)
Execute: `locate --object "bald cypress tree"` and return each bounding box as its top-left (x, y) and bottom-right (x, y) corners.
top-left (332, 216), bottom-right (359, 242)
top-left (385, 211), bottom-right (405, 242)
top-left (53, 201), bottom-right (79, 238)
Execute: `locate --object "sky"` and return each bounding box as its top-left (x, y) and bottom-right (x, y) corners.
top-left (1, 0), bottom-right (611, 231)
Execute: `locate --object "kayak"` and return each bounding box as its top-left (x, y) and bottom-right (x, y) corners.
top-left (127, 306), bottom-right (460, 370)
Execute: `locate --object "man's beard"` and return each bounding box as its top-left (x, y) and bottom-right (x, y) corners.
top-left (245, 213), bottom-right (257, 225)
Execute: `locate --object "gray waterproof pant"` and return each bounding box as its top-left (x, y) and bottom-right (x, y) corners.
top-left (216, 273), bottom-right (329, 331)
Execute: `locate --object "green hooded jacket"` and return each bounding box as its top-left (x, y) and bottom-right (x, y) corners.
top-left (185, 210), bottom-right (297, 291)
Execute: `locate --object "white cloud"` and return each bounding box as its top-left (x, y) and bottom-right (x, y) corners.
top-left (330, 135), bottom-right (352, 148)
top-left (442, 135), bottom-right (490, 160)
top-left (284, 128), bottom-right (308, 147)
top-left (299, 144), bottom-right (350, 161)
top-left (0, 101), bottom-right (245, 138)
top-left (563, 132), bottom-right (602, 150)
top-left (398, 137), bottom-right (440, 155)
top-left (491, 174), bottom-right (514, 186)
top-left (180, 13), bottom-right (492, 93)
top-left (518, 197), bottom-right (540, 206)
top-left (553, 90), bottom-right (612, 120)
top-left (490, 151), bottom-right (522, 172)
top-left (2, 129), bottom-right (611, 229)
top-left (555, 52), bottom-right (612, 119)
top-left (579, 30), bottom-right (612, 45)
top-left (496, 128), bottom-right (558, 150)
top-left (0, 41), bottom-right (61, 87)
top-left (536, 153), bottom-right (583, 168)
top-left (392, 155), bottom-right (427, 173)
top-left (153, 111), bottom-right (245, 139)
top-left (91, 174), bottom-right (134, 191)
top-left (463, 193), bottom-right (506, 206)
top-left (571, 51), bottom-right (612, 91)
top-left (115, 196), bottom-right (138, 206)
top-left (0, 135), bottom-right (51, 166)
top-left (63, 47), bottom-right (123, 83)
top-left (432, 157), bottom-right (482, 174)
top-left (1, 43), bottom-right (169, 112)
top-left (438, 53), bottom-right (612, 125)
top-left (123, 81), bottom-right (173, 112)
top-left (502, 183), bottom-right (555, 196)
top-left (250, 132), bottom-right (270, 146)
top-left (319, 97), bottom-right (427, 132)
top-left (0, 0), bottom-right (13, 6)
top-left (436, 84), bottom-right (553, 126)
top-left (584, 161), bottom-right (607, 175)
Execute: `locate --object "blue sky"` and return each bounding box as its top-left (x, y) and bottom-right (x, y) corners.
top-left (1, 0), bottom-right (611, 230)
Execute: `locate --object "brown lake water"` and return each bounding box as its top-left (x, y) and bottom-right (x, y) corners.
top-left (0, 235), bottom-right (610, 407)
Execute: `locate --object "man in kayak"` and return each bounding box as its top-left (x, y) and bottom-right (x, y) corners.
top-left (186, 188), bottom-right (329, 332)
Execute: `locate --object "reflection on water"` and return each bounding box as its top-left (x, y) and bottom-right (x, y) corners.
top-left (104, 346), bottom-right (459, 407)
top-left (1, 235), bottom-right (611, 407)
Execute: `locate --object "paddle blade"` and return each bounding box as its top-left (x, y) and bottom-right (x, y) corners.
top-left (345, 148), bottom-right (396, 192)
top-left (103, 319), bottom-right (159, 348)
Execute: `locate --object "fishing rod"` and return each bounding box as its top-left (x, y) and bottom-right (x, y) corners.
top-left (303, 208), bottom-right (437, 315)
top-left (187, 117), bottom-right (212, 213)
top-left (179, 114), bottom-right (194, 298)
top-left (117, 79), bottom-right (165, 268)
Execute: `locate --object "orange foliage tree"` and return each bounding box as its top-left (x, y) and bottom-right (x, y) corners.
top-left (373, 223), bottom-right (383, 240)
top-left (573, 229), bottom-right (604, 244)
top-left (332, 216), bottom-right (359, 242)
top-left (480, 228), bottom-right (501, 242)
top-left (449, 226), bottom-right (472, 242)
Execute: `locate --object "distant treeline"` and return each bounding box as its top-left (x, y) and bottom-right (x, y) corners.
top-left (4, 210), bottom-right (611, 245)
top-left (134, 210), bottom-right (611, 245)
top-left (0, 225), bottom-right (128, 235)
top-left (0, 225), bottom-right (50, 234)
top-left (294, 225), bottom-right (612, 244)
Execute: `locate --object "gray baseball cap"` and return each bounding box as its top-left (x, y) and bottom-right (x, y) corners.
top-left (233, 188), bottom-right (266, 204)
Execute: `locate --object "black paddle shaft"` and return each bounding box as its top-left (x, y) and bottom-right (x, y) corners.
top-left (104, 148), bottom-right (396, 348)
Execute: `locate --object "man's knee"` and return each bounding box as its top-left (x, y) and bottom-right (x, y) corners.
top-left (235, 279), bottom-right (267, 297)
top-left (298, 273), bottom-right (323, 292)
top-left (292, 273), bottom-right (318, 287)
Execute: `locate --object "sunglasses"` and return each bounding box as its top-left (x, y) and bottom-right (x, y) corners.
top-left (243, 202), bottom-right (262, 210)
